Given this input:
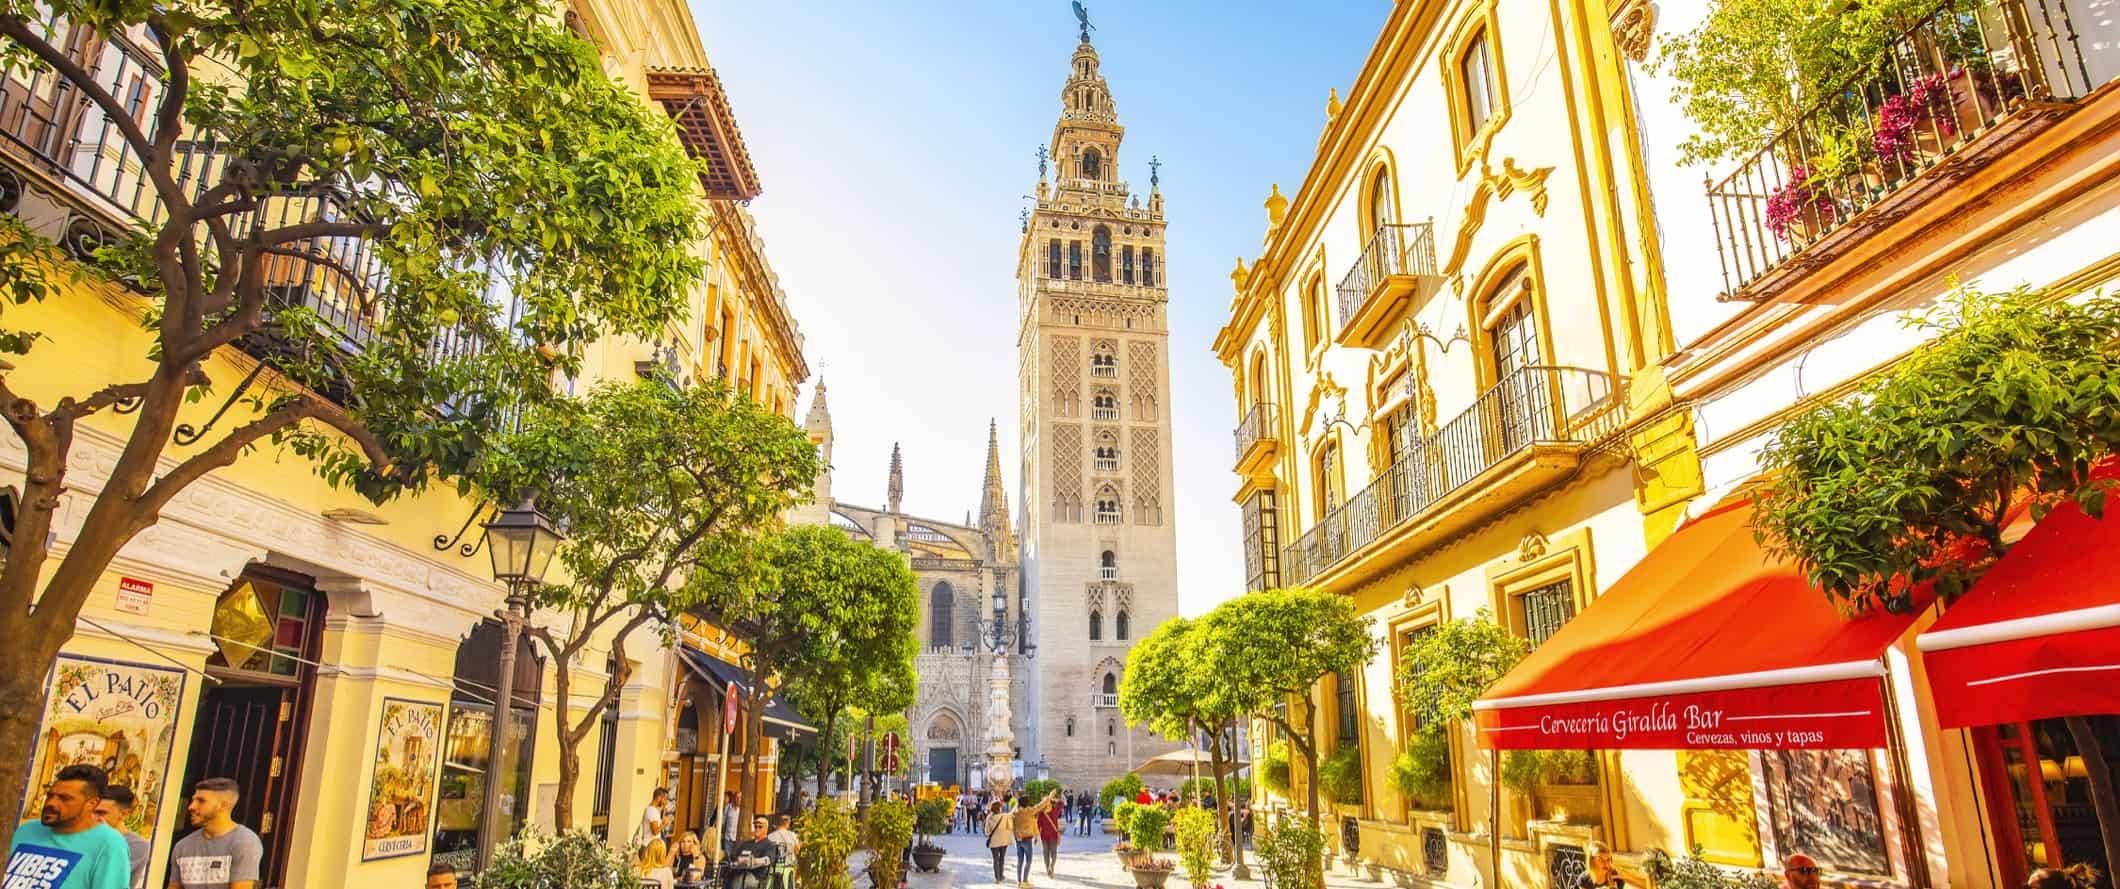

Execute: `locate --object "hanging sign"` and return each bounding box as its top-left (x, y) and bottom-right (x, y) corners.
top-left (114, 577), bottom-right (152, 616)
top-left (724, 682), bottom-right (740, 735)
top-left (19, 655), bottom-right (187, 850)
top-left (361, 697), bottom-right (444, 861)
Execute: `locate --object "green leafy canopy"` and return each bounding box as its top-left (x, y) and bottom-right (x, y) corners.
top-left (1754, 285), bottom-right (2120, 613)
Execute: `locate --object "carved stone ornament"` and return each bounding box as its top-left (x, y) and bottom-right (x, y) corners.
top-left (1442, 157), bottom-right (1557, 278)
top-left (1401, 584), bottom-right (1425, 608)
top-left (1298, 372), bottom-right (1348, 438)
top-left (1518, 531), bottom-right (1549, 562)
top-left (1611, 0), bottom-right (1657, 65)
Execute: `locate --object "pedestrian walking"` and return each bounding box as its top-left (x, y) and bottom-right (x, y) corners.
top-left (1036, 794), bottom-right (1063, 878)
top-left (983, 801), bottom-right (1012, 882)
top-left (7, 763), bottom-right (132, 889)
top-left (168, 777), bottom-right (263, 889)
top-left (718, 792), bottom-right (741, 861)
top-left (92, 784), bottom-right (150, 889)
top-left (1010, 790), bottom-right (1057, 887)
top-left (638, 787), bottom-right (670, 850)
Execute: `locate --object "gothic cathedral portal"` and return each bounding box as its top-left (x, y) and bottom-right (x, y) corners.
top-left (1017, 26), bottom-right (1181, 788)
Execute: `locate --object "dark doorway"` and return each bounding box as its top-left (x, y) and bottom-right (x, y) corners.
top-left (930, 748), bottom-right (959, 789)
top-left (178, 568), bottom-right (326, 889)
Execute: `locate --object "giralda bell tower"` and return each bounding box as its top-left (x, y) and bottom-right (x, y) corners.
top-left (1015, 13), bottom-right (1180, 787)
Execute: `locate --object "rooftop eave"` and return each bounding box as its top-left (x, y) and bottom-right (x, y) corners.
top-left (647, 65), bottom-right (763, 203)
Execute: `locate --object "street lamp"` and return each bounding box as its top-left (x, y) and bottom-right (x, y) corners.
top-left (474, 493), bottom-right (563, 872)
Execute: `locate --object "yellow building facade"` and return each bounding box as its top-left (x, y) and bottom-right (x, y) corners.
top-left (0, 1), bottom-right (806, 886)
top-left (1222, 2), bottom-right (2120, 889)
top-left (1212, 0), bottom-right (1693, 885)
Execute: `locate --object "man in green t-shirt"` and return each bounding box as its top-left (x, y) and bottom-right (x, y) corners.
top-left (7, 764), bottom-right (134, 889)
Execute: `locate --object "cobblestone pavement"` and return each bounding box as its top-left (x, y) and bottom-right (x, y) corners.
top-left (887, 821), bottom-right (1378, 889)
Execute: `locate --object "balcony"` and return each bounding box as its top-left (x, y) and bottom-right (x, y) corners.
top-left (0, 20), bottom-right (496, 387)
top-left (1706, 0), bottom-right (2112, 302)
top-left (1280, 365), bottom-right (1626, 587)
top-left (1233, 402), bottom-right (1280, 475)
top-left (1335, 222), bottom-right (1439, 350)
top-left (1091, 693), bottom-right (1120, 708)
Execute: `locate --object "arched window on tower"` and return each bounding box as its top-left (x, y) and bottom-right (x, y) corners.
top-left (1091, 343), bottom-right (1118, 378)
top-left (1094, 433), bottom-right (1119, 473)
top-left (1082, 148), bottom-right (1102, 180)
top-left (1066, 717), bottom-right (1076, 737)
top-left (929, 582), bottom-right (954, 650)
top-left (1102, 672), bottom-right (1118, 696)
top-left (1092, 390), bottom-right (1118, 421)
top-left (1116, 610), bottom-right (1130, 640)
top-left (1107, 719), bottom-right (1116, 737)
top-left (1094, 485), bottom-right (1121, 525)
top-left (1140, 247), bottom-right (1157, 287)
top-left (1092, 225), bottom-right (1113, 282)
top-left (1089, 610), bottom-right (1103, 640)
top-left (1122, 246), bottom-right (1136, 284)
top-left (1100, 550), bottom-right (1118, 581)
top-left (1047, 239), bottom-right (1062, 279)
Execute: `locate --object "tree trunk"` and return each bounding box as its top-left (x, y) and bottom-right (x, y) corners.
top-left (817, 708), bottom-right (841, 803)
top-left (1299, 698), bottom-right (1323, 889)
top-left (2063, 716), bottom-right (2120, 881)
top-left (739, 682), bottom-right (768, 828)
top-left (0, 668), bottom-right (53, 852)
top-left (552, 662), bottom-right (578, 830)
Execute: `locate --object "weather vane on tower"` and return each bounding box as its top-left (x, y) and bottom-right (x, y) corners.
top-left (1150, 155), bottom-right (1162, 188)
top-left (1072, 1), bottom-right (1094, 42)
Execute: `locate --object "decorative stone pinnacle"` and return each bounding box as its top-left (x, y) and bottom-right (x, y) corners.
top-left (1231, 256), bottom-right (1250, 294)
top-left (1265, 183), bottom-right (1288, 229)
top-left (1327, 86), bottom-right (1343, 120)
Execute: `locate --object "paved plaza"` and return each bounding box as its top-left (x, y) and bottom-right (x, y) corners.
top-left (883, 822), bottom-right (1378, 889)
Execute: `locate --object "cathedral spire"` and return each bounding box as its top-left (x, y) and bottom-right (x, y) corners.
top-left (803, 377), bottom-right (831, 435)
top-left (979, 419), bottom-right (1012, 542)
top-left (887, 442), bottom-right (904, 514)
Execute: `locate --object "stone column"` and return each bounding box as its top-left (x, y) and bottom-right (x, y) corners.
top-left (984, 654), bottom-right (1015, 795)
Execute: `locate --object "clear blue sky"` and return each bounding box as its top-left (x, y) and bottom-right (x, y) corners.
top-left (690, 2), bottom-right (1386, 615)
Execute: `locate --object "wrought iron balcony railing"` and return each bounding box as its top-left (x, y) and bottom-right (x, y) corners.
top-left (1706, 0), bottom-right (2107, 300)
top-left (1234, 401), bottom-right (1279, 464)
top-left (1336, 222), bottom-right (1437, 340)
top-left (1280, 365), bottom-right (1624, 585)
top-left (0, 16), bottom-right (500, 378)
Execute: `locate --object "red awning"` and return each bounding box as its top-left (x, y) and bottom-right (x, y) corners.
top-left (1473, 501), bottom-right (1924, 750)
top-left (1916, 494), bottom-right (2120, 728)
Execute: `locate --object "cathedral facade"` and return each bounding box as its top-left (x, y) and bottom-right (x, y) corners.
top-left (1015, 31), bottom-right (1181, 788)
top-left (793, 384), bottom-right (1032, 788)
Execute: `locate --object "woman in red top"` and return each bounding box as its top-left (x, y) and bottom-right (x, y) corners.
top-left (1036, 798), bottom-right (1064, 878)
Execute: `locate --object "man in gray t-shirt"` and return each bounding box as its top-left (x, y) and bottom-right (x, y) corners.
top-left (167, 779), bottom-right (262, 889)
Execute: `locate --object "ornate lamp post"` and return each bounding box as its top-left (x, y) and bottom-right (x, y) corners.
top-left (474, 494), bottom-right (563, 871)
top-left (970, 584), bottom-right (1032, 795)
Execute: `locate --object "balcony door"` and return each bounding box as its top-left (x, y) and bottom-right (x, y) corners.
top-left (1484, 267), bottom-right (1545, 458)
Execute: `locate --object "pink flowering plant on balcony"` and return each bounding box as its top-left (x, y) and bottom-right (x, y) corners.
top-left (1872, 72), bottom-right (1953, 164)
top-left (1765, 165), bottom-right (1839, 242)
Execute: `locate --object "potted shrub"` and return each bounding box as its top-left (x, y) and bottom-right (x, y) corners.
top-left (1172, 808), bottom-right (1219, 888)
top-left (1644, 848), bottom-right (1784, 889)
top-left (1128, 803), bottom-right (1173, 855)
top-left (482, 828), bottom-right (643, 889)
top-left (1130, 855), bottom-right (1179, 889)
top-left (1256, 817), bottom-right (1324, 889)
top-left (1260, 741), bottom-right (1293, 797)
top-left (797, 800), bottom-right (861, 889)
top-left (1102, 774), bottom-right (1145, 832)
top-left (1317, 746), bottom-right (1364, 809)
top-left (863, 799), bottom-right (915, 889)
top-left (910, 797), bottom-right (950, 873)
top-left (1765, 165), bottom-right (1839, 246)
top-left (1115, 802), bottom-right (1147, 866)
top-left (1530, 749), bottom-right (1601, 823)
top-left (1390, 731), bottom-right (1452, 812)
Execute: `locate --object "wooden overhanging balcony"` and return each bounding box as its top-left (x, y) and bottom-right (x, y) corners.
top-left (1233, 401), bottom-right (1280, 475)
top-left (1335, 221), bottom-right (1440, 349)
top-left (1706, 0), bottom-right (2113, 302)
top-left (1280, 365), bottom-right (1626, 588)
top-left (646, 66), bottom-right (762, 202)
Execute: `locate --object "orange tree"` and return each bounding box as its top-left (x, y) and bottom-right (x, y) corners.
top-left (0, 0), bottom-right (701, 847)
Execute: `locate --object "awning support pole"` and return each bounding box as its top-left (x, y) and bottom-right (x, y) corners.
top-left (1490, 746), bottom-right (1502, 889)
top-left (1881, 674), bottom-right (1934, 889)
